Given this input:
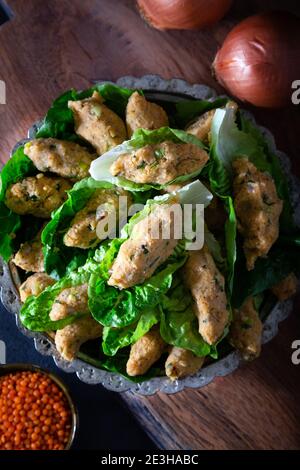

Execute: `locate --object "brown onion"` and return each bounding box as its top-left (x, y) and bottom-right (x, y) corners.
top-left (213, 11), bottom-right (300, 108)
top-left (137, 0), bottom-right (233, 30)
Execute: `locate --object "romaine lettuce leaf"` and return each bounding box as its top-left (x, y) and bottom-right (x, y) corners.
top-left (205, 191), bottom-right (236, 296)
top-left (78, 346), bottom-right (166, 383)
top-left (209, 105), bottom-right (276, 293)
top-left (174, 97), bottom-right (228, 128)
top-left (0, 203), bottom-right (21, 261)
top-left (159, 283), bottom-right (211, 357)
top-left (204, 225), bottom-right (226, 272)
top-left (172, 178), bottom-right (213, 207)
top-left (88, 246), bottom-right (187, 328)
top-left (278, 234), bottom-right (300, 248)
top-left (90, 185), bottom-right (214, 349)
top-left (20, 255), bottom-right (99, 331)
top-left (210, 106), bottom-right (295, 222)
top-left (88, 178), bottom-right (213, 329)
top-left (121, 179), bottom-right (212, 241)
top-left (0, 146), bottom-right (36, 199)
top-left (232, 242), bottom-right (300, 308)
top-left (239, 114), bottom-right (295, 232)
top-left (209, 109), bottom-right (242, 283)
top-left (210, 105), bottom-right (298, 295)
top-left (35, 83), bottom-right (140, 141)
top-left (210, 107), bottom-right (267, 193)
top-left (90, 127), bottom-right (207, 191)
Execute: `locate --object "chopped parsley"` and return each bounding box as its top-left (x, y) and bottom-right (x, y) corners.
top-left (154, 147), bottom-right (165, 159)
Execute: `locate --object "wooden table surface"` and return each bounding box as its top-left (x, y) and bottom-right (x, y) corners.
top-left (0, 0), bottom-right (299, 450)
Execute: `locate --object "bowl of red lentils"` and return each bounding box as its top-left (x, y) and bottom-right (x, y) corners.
top-left (0, 364), bottom-right (78, 450)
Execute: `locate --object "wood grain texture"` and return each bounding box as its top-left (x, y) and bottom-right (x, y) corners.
top-left (0, 0), bottom-right (299, 450)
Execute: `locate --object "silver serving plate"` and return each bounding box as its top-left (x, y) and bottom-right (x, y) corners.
top-left (1, 75), bottom-right (299, 395)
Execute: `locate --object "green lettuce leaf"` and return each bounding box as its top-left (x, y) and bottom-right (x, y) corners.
top-left (78, 346), bottom-right (166, 383)
top-left (0, 146), bottom-right (39, 261)
top-left (232, 242), bottom-right (300, 308)
top-left (93, 201), bottom-right (224, 357)
top-left (210, 106), bottom-right (298, 294)
top-left (88, 246), bottom-right (187, 328)
top-left (204, 224), bottom-right (226, 272)
top-left (277, 234), bottom-right (300, 248)
top-left (239, 114), bottom-right (295, 232)
top-left (0, 203), bottom-right (21, 261)
top-left (90, 127), bottom-right (207, 191)
top-left (159, 283), bottom-right (211, 357)
top-left (121, 180), bottom-right (212, 243)
top-left (209, 105), bottom-right (280, 293)
top-left (0, 146), bottom-right (36, 199)
top-left (102, 308), bottom-right (160, 356)
top-left (210, 106), bottom-right (267, 194)
top-left (20, 255), bottom-right (100, 331)
top-left (174, 97), bottom-right (228, 128)
top-left (35, 83), bottom-right (139, 141)
top-left (88, 178), bottom-right (214, 329)
top-left (223, 197), bottom-right (237, 292)
top-left (210, 106), bottom-right (295, 222)
top-left (41, 177), bottom-right (117, 279)
top-left (209, 113), bottom-right (237, 294)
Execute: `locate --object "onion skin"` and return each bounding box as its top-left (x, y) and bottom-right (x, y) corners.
top-left (213, 11), bottom-right (300, 108)
top-left (137, 0), bottom-right (233, 30)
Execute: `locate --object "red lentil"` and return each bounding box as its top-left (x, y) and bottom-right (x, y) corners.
top-left (0, 371), bottom-right (72, 450)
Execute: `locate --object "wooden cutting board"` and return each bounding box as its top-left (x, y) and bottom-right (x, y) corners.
top-left (0, 0), bottom-right (299, 450)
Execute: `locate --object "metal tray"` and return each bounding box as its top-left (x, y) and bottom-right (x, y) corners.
top-left (1, 75), bottom-right (299, 395)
